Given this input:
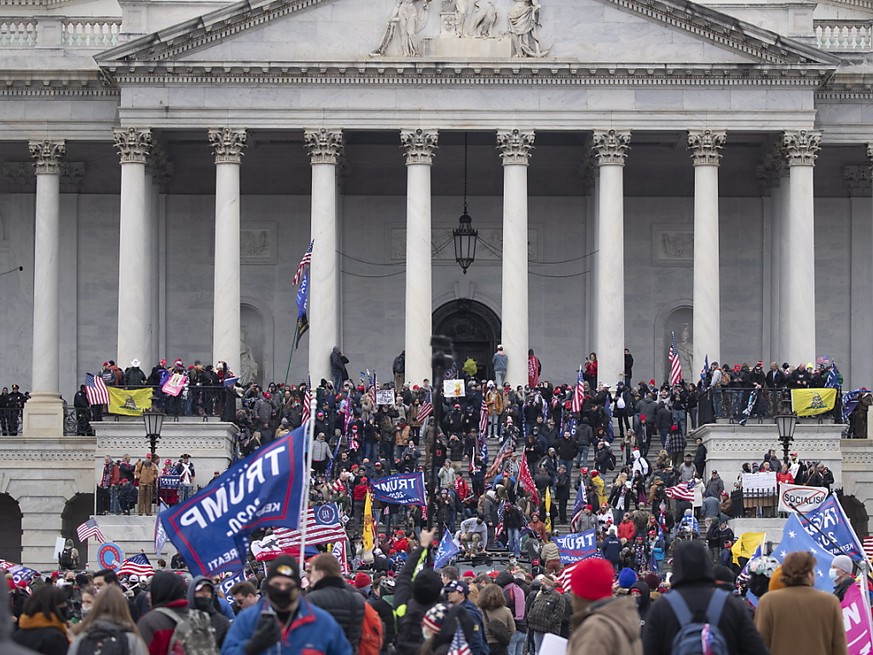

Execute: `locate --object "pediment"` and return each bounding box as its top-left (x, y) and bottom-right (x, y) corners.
top-left (97, 0), bottom-right (839, 69)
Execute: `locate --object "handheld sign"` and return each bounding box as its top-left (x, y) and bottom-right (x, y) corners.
top-left (98, 542), bottom-right (125, 570)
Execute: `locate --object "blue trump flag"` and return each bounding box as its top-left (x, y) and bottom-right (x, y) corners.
top-left (799, 494), bottom-right (865, 561)
top-left (160, 425), bottom-right (307, 578)
top-left (434, 529), bottom-right (460, 569)
top-left (773, 513), bottom-right (835, 593)
top-left (554, 528), bottom-right (597, 564)
top-left (370, 472), bottom-right (427, 506)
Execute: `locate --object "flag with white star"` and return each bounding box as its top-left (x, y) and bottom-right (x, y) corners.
top-left (772, 513), bottom-right (835, 593)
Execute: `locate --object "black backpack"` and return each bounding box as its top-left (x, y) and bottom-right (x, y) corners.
top-left (77, 626), bottom-right (130, 655)
top-left (60, 547), bottom-right (74, 569)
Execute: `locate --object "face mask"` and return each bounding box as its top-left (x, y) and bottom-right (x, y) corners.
top-left (81, 606), bottom-right (93, 618)
top-left (829, 568), bottom-right (839, 582)
top-left (267, 584), bottom-right (298, 609)
top-left (194, 597), bottom-right (213, 612)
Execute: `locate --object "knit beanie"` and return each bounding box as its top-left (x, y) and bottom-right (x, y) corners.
top-left (422, 603), bottom-right (449, 634)
top-left (618, 567), bottom-right (638, 589)
top-left (569, 558), bottom-right (614, 601)
top-left (267, 555), bottom-right (302, 588)
top-left (643, 572), bottom-right (660, 591)
top-left (768, 566), bottom-right (786, 592)
top-left (412, 569), bottom-right (443, 605)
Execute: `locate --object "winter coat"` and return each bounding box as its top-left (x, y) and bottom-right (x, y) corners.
top-left (483, 606), bottom-right (515, 649)
top-left (526, 588), bottom-right (565, 634)
top-left (137, 598), bottom-right (189, 655)
top-left (311, 439), bottom-right (332, 462)
top-left (566, 596), bottom-right (642, 655)
top-left (755, 585), bottom-right (847, 655)
top-left (305, 575), bottom-right (365, 651)
top-left (12, 612), bottom-right (69, 655)
top-left (67, 619), bottom-right (148, 655)
top-left (135, 460), bottom-right (158, 486)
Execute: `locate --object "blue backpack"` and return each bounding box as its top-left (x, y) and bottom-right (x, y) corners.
top-left (663, 589), bottom-right (730, 655)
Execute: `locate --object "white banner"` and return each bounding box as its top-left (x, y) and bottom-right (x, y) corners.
top-left (742, 472), bottom-right (777, 493)
top-left (443, 379), bottom-right (466, 398)
top-left (778, 482), bottom-right (829, 514)
top-left (375, 389), bottom-right (395, 406)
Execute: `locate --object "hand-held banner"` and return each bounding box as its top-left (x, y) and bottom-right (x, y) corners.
top-left (160, 426), bottom-right (306, 578)
top-left (554, 529), bottom-right (597, 564)
top-left (778, 483), bottom-right (828, 514)
top-left (370, 472), bottom-right (426, 506)
top-left (800, 495), bottom-right (865, 561)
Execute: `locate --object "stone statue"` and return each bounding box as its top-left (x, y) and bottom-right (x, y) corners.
top-left (371, 0), bottom-right (432, 57)
top-left (240, 327), bottom-right (259, 386)
top-left (508, 0), bottom-right (550, 57)
top-left (454, 0), bottom-right (471, 36)
top-left (470, 0), bottom-right (497, 38)
top-left (677, 322), bottom-right (693, 379)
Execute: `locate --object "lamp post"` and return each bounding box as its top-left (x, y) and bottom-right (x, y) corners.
top-left (143, 408), bottom-right (165, 460)
top-left (452, 133), bottom-right (478, 274)
top-left (774, 413), bottom-right (797, 467)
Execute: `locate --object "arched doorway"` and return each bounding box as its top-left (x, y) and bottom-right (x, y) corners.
top-left (433, 300), bottom-right (501, 381)
top-left (62, 493), bottom-right (95, 565)
top-left (0, 494), bottom-right (22, 562)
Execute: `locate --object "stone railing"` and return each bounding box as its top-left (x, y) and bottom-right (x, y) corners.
top-left (815, 21), bottom-right (873, 52)
top-left (0, 18), bottom-right (36, 46)
top-left (62, 18), bottom-right (121, 48)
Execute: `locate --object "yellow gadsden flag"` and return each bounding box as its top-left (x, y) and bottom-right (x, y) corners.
top-left (731, 531), bottom-right (766, 565)
top-left (791, 388), bottom-right (838, 417)
top-left (545, 486), bottom-right (552, 534)
top-left (108, 387), bottom-right (153, 416)
top-left (362, 490), bottom-right (375, 551)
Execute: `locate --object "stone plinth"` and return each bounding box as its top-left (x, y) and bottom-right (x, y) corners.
top-left (87, 515), bottom-right (177, 569)
top-left (424, 35), bottom-right (511, 58)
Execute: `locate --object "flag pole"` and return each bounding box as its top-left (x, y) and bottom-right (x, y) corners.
top-left (298, 385), bottom-right (316, 574)
top-left (283, 323), bottom-right (300, 389)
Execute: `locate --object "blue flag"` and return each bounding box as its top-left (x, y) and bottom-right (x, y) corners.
top-left (799, 495), bottom-right (865, 561)
top-left (370, 472), bottom-right (427, 506)
top-left (296, 270), bottom-right (309, 319)
top-left (434, 529), bottom-right (460, 569)
top-left (826, 361), bottom-right (841, 389)
top-left (219, 570), bottom-right (247, 604)
top-left (773, 513), bottom-right (835, 592)
top-left (160, 426), bottom-right (307, 578)
top-left (554, 528), bottom-right (597, 564)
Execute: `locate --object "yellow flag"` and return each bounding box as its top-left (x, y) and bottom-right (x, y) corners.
top-left (545, 487), bottom-right (552, 534)
top-left (731, 531), bottom-right (765, 565)
top-left (791, 388), bottom-right (837, 417)
top-left (108, 387), bottom-right (153, 416)
top-left (362, 491), bottom-right (375, 551)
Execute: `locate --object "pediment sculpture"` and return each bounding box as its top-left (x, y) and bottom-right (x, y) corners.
top-left (372, 0), bottom-right (550, 58)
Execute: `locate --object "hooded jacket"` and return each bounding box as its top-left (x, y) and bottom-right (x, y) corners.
top-left (306, 575), bottom-right (365, 651)
top-left (641, 541), bottom-right (769, 655)
top-left (567, 596), bottom-right (642, 655)
top-left (0, 582), bottom-right (38, 655)
top-left (12, 607), bottom-right (69, 655)
top-left (137, 571), bottom-right (189, 655)
top-left (187, 576), bottom-right (230, 647)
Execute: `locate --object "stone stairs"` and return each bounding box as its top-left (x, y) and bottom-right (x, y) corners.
top-left (86, 515), bottom-right (177, 570)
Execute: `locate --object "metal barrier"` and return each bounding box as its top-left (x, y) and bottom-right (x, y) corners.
top-left (697, 387), bottom-right (841, 425)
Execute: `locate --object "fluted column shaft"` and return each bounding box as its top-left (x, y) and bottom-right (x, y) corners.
top-left (305, 129), bottom-right (344, 385)
top-left (782, 130), bottom-right (820, 366)
top-left (208, 128), bottom-right (247, 375)
top-left (689, 130), bottom-right (725, 378)
top-left (592, 130), bottom-right (630, 388)
top-left (497, 130), bottom-right (534, 387)
top-left (29, 140), bottom-right (65, 396)
top-left (401, 129), bottom-right (438, 385)
top-left (114, 128), bottom-right (152, 371)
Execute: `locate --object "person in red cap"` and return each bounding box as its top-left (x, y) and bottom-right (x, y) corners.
top-left (566, 558), bottom-right (641, 654)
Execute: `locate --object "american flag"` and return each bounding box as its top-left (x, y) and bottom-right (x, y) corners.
top-left (700, 354), bottom-right (709, 381)
top-left (669, 331), bottom-right (682, 387)
top-left (302, 379), bottom-right (312, 425)
top-left (555, 552), bottom-right (605, 592)
top-left (863, 536), bottom-right (873, 562)
top-left (485, 436), bottom-right (513, 480)
top-left (417, 391), bottom-right (433, 422)
top-left (448, 623), bottom-right (472, 655)
top-left (76, 518), bottom-right (106, 543)
top-left (292, 240), bottom-right (313, 285)
top-left (367, 370), bottom-right (378, 407)
top-left (665, 480), bottom-right (696, 502)
top-left (571, 367), bottom-right (585, 414)
top-left (118, 553), bottom-right (154, 577)
top-left (479, 399), bottom-right (488, 435)
top-left (84, 372), bottom-right (109, 405)
top-left (274, 504), bottom-right (346, 547)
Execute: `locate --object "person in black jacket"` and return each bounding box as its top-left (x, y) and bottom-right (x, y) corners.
top-left (306, 553), bottom-right (365, 652)
top-left (642, 540), bottom-right (769, 655)
top-left (12, 585), bottom-right (69, 655)
top-left (394, 530), bottom-right (444, 655)
top-left (368, 576), bottom-right (397, 654)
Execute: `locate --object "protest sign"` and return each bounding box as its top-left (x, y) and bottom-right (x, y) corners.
top-left (841, 580), bottom-right (873, 655)
top-left (554, 529), bottom-right (597, 564)
top-left (742, 472), bottom-right (777, 493)
top-left (370, 472), bottom-right (427, 506)
top-left (161, 426), bottom-right (306, 578)
top-left (376, 390), bottom-right (395, 406)
top-left (443, 379), bottom-right (465, 398)
top-left (778, 483), bottom-right (828, 514)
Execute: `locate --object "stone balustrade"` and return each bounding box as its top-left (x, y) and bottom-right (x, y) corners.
top-left (0, 18), bottom-right (36, 46)
top-left (815, 21), bottom-right (873, 52)
top-left (62, 19), bottom-right (121, 48)
top-left (0, 17), bottom-right (122, 47)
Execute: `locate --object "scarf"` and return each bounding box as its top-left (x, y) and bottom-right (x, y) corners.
top-left (505, 582), bottom-right (526, 620)
top-left (18, 612), bottom-right (69, 640)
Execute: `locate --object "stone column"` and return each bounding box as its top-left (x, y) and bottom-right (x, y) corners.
top-left (688, 130), bottom-right (726, 377)
top-left (23, 140), bottom-right (65, 436)
top-left (591, 130), bottom-right (631, 388)
top-left (207, 128), bottom-right (247, 376)
top-left (114, 128), bottom-right (153, 372)
top-left (146, 144), bottom-right (171, 366)
top-left (304, 129), bottom-right (344, 385)
top-left (401, 129), bottom-right (438, 386)
top-left (497, 129), bottom-right (534, 388)
top-left (782, 130), bottom-right (821, 366)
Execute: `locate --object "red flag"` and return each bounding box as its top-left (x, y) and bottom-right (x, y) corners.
top-left (518, 455), bottom-right (540, 505)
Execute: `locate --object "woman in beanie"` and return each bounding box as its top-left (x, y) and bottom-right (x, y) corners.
top-left (419, 603), bottom-right (478, 655)
top-left (566, 558), bottom-right (641, 654)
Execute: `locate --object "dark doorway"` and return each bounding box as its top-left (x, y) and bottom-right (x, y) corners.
top-left (0, 494), bottom-right (22, 562)
top-left (62, 493), bottom-right (95, 565)
top-left (839, 494), bottom-right (870, 538)
top-left (433, 300), bottom-right (501, 381)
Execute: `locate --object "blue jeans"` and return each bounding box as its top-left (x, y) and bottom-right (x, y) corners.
top-left (509, 630), bottom-right (526, 655)
top-left (495, 370), bottom-right (506, 388)
top-left (576, 445), bottom-right (589, 469)
top-left (363, 440), bottom-right (378, 462)
top-left (672, 410), bottom-right (686, 435)
top-left (533, 631), bottom-right (545, 654)
top-left (110, 486), bottom-right (121, 514)
top-left (178, 483), bottom-right (194, 503)
top-left (560, 458), bottom-right (574, 473)
top-left (507, 527), bottom-right (521, 555)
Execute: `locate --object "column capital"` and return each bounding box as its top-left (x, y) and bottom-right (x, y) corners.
top-left (28, 140), bottom-right (66, 175)
top-left (497, 129), bottom-right (535, 166)
top-left (304, 128), bottom-right (344, 165)
top-left (400, 129), bottom-right (439, 165)
top-left (591, 130), bottom-right (631, 166)
top-left (687, 130), bottom-right (726, 166)
top-left (782, 130), bottom-right (821, 167)
top-left (113, 128), bottom-right (152, 164)
top-left (208, 128), bottom-right (247, 164)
